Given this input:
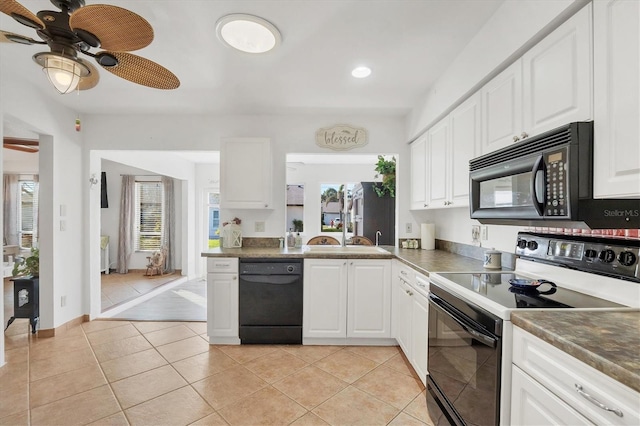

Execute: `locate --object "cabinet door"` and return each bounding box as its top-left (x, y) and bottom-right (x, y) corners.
top-left (594, 0), bottom-right (640, 198)
top-left (207, 273), bottom-right (239, 338)
top-left (449, 92), bottom-right (481, 206)
top-left (303, 259), bottom-right (347, 338)
top-left (410, 291), bottom-right (429, 386)
top-left (523, 4), bottom-right (592, 137)
top-left (481, 60), bottom-right (523, 154)
top-left (511, 366), bottom-right (593, 425)
top-left (395, 279), bottom-right (413, 356)
top-left (347, 260), bottom-right (391, 338)
top-left (220, 138), bottom-right (272, 209)
top-left (410, 135), bottom-right (428, 209)
top-left (426, 117), bottom-right (449, 208)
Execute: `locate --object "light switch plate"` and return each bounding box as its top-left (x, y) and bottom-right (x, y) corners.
top-left (255, 221), bottom-right (265, 232)
top-left (405, 223), bottom-right (412, 233)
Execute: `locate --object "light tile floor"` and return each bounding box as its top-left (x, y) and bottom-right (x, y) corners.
top-left (1, 319), bottom-right (440, 425)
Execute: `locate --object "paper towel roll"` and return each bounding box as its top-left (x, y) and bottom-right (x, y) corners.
top-left (421, 223), bottom-right (435, 250)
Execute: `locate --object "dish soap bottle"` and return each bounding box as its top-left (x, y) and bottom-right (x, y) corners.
top-left (287, 229), bottom-right (295, 248)
top-left (295, 232), bottom-right (302, 248)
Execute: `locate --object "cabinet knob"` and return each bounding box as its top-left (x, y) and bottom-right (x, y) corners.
top-left (521, 132), bottom-right (529, 139)
top-left (232, 276), bottom-right (237, 280)
top-left (513, 136), bottom-right (520, 142)
top-left (264, 204), bottom-right (268, 208)
top-left (424, 203), bottom-right (429, 207)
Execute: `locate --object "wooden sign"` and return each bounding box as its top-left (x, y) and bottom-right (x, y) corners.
top-left (315, 124), bottom-right (368, 151)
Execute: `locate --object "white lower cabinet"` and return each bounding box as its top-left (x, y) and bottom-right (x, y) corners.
top-left (206, 258), bottom-right (239, 344)
top-left (511, 327), bottom-right (640, 426)
top-left (392, 260), bottom-right (429, 385)
top-left (303, 258), bottom-right (391, 341)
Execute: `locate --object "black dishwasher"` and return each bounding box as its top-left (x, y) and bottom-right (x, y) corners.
top-left (239, 259), bottom-right (303, 344)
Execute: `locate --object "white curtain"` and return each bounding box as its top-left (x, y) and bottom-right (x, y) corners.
top-left (117, 175), bottom-right (135, 273)
top-left (161, 176), bottom-right (175, 273)
top-left (3, 174), bottom-right (19, 246)
top-left (32, 174), bottom-right (39, 246)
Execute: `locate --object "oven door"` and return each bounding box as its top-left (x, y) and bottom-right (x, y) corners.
top-left (427, 291), bottom-right (501, 426)
top-left (470, 152), bottom-right (546, 220)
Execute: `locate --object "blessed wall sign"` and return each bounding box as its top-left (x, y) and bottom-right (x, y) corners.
top-left (315, 124), bottom-right (368, 151)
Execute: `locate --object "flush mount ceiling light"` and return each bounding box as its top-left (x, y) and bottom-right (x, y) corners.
top-left (33, 51), bottom-right (90, 94)
top-left (352, 66), bottom-right (372, 78)
top-left (216, 14), bottom-right (281, 54)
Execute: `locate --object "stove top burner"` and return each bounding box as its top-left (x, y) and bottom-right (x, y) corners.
top-left (435, 272), bottom-right (624, 310)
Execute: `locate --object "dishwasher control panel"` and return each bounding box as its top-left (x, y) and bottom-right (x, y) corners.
top-left (239, 259), bottom-right (303, 275)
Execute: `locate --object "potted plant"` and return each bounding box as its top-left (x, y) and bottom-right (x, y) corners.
top-left (374, 155), bottom-right (396, 197)
top-left (12, 247), bottom-right (39, 278)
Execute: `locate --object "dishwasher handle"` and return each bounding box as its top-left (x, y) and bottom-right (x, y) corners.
top-left (240, 275), bottom-right (301, 285)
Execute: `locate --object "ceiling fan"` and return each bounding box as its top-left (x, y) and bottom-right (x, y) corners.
top-left (0, 0), bottom-right (180, 94)
top-left (3, 137), bottom-right (39, 153)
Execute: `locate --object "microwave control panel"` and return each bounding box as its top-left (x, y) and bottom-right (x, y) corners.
top-left (516, 233), bottom-right (640, 281)
top-left (544, 150), bottom-right (568, 217)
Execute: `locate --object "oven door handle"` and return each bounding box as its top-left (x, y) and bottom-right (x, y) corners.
top-left (240, 275), bottom-right (300, 285)
top-left (429, 295), bottom-right (497, 348)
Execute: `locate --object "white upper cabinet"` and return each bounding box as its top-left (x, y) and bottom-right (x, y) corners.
top-left (220, 138), bottom-right (273, 209)
top-left (593, 0), bottom-right (640, 198)
top-left (449, 92), bottom-right (481, 205)
top-left (426, 117), bottom-right (449, 208)
top-left (481, 60), bottom-right (523, 154)
top-left (410, 135), bottom-right (428, 209)
top-left (480, 4), bottom-right (592, 155)
top-left (522, 3), bottom-right (592, 137)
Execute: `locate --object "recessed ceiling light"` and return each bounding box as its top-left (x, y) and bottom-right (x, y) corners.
top-left (352, 66), bottom-right (372, 78)
top-left (216, 14), bottom-right (281, 54)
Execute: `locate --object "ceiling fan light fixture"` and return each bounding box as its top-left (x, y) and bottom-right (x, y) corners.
top-left (33, 51), bottom-right (90, 94)
top-left (216, 14), bottom-right (281, 54)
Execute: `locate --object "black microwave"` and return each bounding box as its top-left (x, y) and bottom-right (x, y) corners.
top-left (469, 122), bottom-right (639, 229)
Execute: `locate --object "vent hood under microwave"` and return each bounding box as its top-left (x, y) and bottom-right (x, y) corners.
top-left (469, 122), bottom-right (639, 229)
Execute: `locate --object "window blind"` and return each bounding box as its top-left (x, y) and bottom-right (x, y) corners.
top-left (19, 180), bottom-right (37, 248)
top-left (135, 181), bottom-right (164, 251)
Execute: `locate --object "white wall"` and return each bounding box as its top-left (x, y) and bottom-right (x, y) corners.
top-left (194, 163), bottom-right (220, 276)
top-left (3, 149), bottom-right (39, 174)
top-left (100, 159), bottom-right (183, 270)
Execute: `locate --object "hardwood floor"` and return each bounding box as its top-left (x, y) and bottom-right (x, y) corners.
top-left (101, 270), bottom-right (182, 312)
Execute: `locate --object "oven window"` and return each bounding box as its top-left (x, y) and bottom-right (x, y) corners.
top-left (479, 172), bottom-right (533, 208)
top-left (428, 306), bottom-right (500, 425)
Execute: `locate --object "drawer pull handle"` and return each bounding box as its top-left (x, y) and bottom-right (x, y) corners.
top-left (401, 270), bottom-right (407, 276)
top-left (575, 384), bottom-right (623, 418)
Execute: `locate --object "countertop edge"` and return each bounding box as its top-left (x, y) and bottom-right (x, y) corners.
top-left (511, 313), bottom-right (640, 394)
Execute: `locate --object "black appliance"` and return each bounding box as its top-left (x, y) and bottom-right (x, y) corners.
top-left (238, 259), bottom-right (303, 344)
top-left (427, 232), bottom-right (632, 426)
top-left (352, 182), bottom-right (395, 245)
top-left (469, 122), bottom-right (640, 228)
top-left (5, 277), bottom-right (39, 334)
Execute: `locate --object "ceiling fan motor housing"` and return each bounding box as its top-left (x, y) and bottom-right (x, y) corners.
top-left (50, 0), bottom-right (85, 13)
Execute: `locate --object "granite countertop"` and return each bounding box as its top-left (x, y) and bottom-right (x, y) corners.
top-left (511, 310), bottom-right (640, 393)
top-left (201, 246), bottom-right (488, 276)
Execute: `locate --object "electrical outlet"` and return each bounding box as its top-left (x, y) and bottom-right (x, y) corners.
top-left (405, 223), bottom-right (412, 233)
top-left (61, 295), bottom-right (66, 307)
top-left (471, 225), bottom-right (480, 242)
top-left (255, 221), bottom-right (265, 232)
top-left (481, 225), bottom-right (489, 240)
top-left (60, 220), bottom-right (66, 231)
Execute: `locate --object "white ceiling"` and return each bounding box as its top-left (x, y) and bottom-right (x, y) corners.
top-left (1, 0), bottom-right (503, 117)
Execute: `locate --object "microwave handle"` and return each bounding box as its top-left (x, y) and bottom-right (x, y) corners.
top-left (531, 155), bottom-right (546, 216)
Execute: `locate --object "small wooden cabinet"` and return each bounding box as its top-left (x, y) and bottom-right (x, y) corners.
top-left (593, 0), bottom-right (640, 198)
top-left (206, 258), bottom-right (239, 344)
top-left (303, 258), bottom-right (391, 341)
top-left (220, 138), bottom-right (272, 209)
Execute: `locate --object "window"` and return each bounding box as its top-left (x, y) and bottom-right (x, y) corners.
top-left (19, 180), bottom-right (38, 248)
top-left (207, 192), bottom-right (220, 248)
top-left (320, 183), bottom-right (354, 234)
top-left (135, 181), bottom-right (164, 251)
top-left (286, 184), bottom-right (304, 232)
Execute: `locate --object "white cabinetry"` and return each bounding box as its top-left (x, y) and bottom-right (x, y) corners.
top-left (593, 0), bottom-right (640, 198)
top-left (303, 258), bottom-right (391, 341)
top-left (481, 4), bottom-right (592, 155)
top-left (511, 327), bottom-right (640, 426)
top-left (448, 93), bottom-right (481, 206)
top-left (391, 260), bottom-right (429, 385)
top-left (206, 258), bottom-right (239, 344)
top-left (410, 135), bottom-right (428, 209)
top-left (220, 138), bottom-right (272, 209)
top-left (426, 117), bottom-right (449, 208)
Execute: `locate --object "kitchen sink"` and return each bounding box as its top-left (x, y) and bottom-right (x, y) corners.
top-left (303, 245), bottom-right (390, 254)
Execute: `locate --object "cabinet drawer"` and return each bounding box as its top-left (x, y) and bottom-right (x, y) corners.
top-left (207, 257), bottom-right (238, 273)
top-left (395, 262), bottom-right (416, 284)
top-left (513, 327), bottom-right (640, 426)
top-left (414, 273), bottom-right (429, 298)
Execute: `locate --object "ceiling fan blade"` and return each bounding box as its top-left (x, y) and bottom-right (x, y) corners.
top-left (0, 29), bottom-right (42, 44)
top-left (3, 144), bottom-right (39, 153)
top-left (0, 0), bottom-right (44, 29)
top-left (77, 57), bottom-right (99, 90)
top-left (69, 4), bottom-right (153, 52)
top-left (3, 137), bottom-right (39, 153)
top-left (97, 51), bottom-right (180, 90)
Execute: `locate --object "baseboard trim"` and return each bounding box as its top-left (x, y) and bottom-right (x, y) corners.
top-left (37, 314), bottom-right (90, 338)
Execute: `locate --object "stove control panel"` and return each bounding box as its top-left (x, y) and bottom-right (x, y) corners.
top-left (515, 232), bottom-right (640, 281)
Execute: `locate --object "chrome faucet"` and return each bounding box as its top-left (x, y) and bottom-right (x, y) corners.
top-left (375, 230), bottom-right (382, 246)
